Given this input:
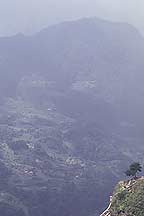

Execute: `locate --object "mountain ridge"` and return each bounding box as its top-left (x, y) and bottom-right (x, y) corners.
top-left (0, 18), bottom-right (144, 216)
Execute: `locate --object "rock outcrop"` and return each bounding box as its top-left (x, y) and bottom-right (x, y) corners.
top-left (100, 177), bottom-right (144, 216)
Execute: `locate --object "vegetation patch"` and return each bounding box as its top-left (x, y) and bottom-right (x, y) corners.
top-left (110, 178), bottom-right (144, 216)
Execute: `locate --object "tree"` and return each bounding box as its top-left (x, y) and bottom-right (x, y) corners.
top-left (125, 162), bottom-right (142, 178)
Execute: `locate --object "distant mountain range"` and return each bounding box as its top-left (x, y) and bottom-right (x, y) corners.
top-left (0, 18), bottom-right (144, 216)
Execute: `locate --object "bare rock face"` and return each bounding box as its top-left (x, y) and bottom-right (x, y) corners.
top-left (0, 18), bottom-right (144, 216)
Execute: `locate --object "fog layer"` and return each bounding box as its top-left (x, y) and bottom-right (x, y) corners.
top-left (0, 0), bottom-right (144, 35)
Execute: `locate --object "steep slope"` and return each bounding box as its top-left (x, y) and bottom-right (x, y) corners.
top-left (0, 96), bottom-right (128, 216)
top-left (110, 177), bottom-right (144, 216)
top-left (0, 18), bottom-right (144, 216)
top-left (0, 18), bottom-right (144, 126)
top-left (0, 18), bottom-right (144, 103)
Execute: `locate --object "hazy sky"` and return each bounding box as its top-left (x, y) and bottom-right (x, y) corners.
top-left (0, 0), bottom-right (144, 36)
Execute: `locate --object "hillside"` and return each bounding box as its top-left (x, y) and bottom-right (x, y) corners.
top-left (100, 177), bottom-right (144, 216)
top-left (0, 18), bottom-right (144, 216)
top-left (110, 177), bottom-right (144, 216)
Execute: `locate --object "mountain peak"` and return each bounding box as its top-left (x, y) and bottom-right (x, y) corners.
top-left (38, 17), bottom-right (141, 38)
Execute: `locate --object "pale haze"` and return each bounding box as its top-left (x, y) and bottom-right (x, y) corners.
top-left (0, 0), bottom-right (144, 36)
top-left (1, 0), bottom-right (144, 216)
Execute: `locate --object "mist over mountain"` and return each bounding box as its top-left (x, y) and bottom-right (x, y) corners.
top-left (1, 0), bottom-right (144, 36)
top-left (0, 18), bottom-right (144, 216)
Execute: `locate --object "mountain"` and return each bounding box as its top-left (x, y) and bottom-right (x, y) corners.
top-left (0, 18), bottom-right (144, 216)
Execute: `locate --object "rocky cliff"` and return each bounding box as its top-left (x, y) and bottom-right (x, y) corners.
top-left (100, 177), bottom-right (144, 216)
